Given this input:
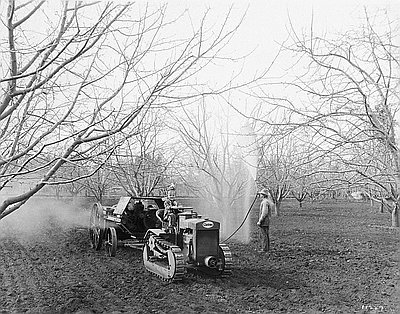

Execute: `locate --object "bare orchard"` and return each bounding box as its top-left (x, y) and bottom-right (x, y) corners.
top-left (0, 198), bottom-right (399, 313)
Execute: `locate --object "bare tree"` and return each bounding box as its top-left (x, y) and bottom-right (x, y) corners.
top-left (282, 12), bottom-right (400, 226)
top-left (257, 133), bottom-right (295, 216)
top-left (171, 101), bottom-right (250, 237)
top-left (0, 1), bottom-right (247, 219)
top-left (244, 12), bottom-right (399, 226)
top-left (83, 166), bottom-right (115, 203)
top-left (56, 162), bottom-right (86, 200)
top-left (112, 112), bottom-right (174, 197)
top-left (291, 185), bottom-right (309, 208)
top-left (50, 138), bottom-right (118, 202)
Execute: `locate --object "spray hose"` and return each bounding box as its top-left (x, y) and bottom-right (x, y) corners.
top-left (222, 194), bottom-right (258, 242)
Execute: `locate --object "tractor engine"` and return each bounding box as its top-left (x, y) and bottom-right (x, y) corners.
top-left (143, 209), bottom-right (232, 281)
top-left (179, 213), bottom-right (221, 269)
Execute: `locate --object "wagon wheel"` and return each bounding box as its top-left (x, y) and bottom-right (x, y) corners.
top-left (105, 227), bottom-right (118, 257)
top-left (89, 203), bottom-right (103, 250)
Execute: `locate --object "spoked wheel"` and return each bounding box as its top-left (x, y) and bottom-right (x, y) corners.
top-left (89, 203), bottom-right (104, 250)
top-left (105, 227), bottom-right (117, 257)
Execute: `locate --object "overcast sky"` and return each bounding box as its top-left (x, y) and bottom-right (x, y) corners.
top-left (161, 1), bottom-right (400, 116)
top-left (165, 0), bottom-right (400, 138)
top-left (168, 0), bottom-right (400, 75)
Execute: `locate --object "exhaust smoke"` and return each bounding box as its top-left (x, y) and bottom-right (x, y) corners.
top-left (0, 196), bottom-right (90, 243)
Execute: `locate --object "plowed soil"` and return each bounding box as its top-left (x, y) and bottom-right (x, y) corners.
top-left (0, 198), bottom-right (399, 313)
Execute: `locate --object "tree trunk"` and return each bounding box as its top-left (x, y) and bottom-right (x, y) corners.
top-left (274, 202), bottom-right (280, 217)
top-left (217, 201), bottom-right (230, 240)
top-left (392, 205), bottom-right (399, 227)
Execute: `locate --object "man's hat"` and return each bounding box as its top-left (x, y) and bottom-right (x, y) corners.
top-left (258, 188), bottom-right (269, 196)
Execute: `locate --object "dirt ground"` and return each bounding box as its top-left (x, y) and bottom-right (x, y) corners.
top-left (0, 198), bottom-right (399, 313)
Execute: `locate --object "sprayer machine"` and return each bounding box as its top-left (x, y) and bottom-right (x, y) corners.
top-left (89, 195), bottom-right (232, 282)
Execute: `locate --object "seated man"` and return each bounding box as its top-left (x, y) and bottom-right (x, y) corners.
top-left (133, 200), bottom-right (145, 214)
top-left (124, 199), bottom-right (138, 229)
top-left (156, 207), bottom-right (176, 229)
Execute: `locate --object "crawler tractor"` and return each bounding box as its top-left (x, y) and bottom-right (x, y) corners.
top-left (89, 196), bottom-right (232, 282)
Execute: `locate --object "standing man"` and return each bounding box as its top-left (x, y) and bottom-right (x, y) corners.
top-left (257, 188), bottom-right (273, 253)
